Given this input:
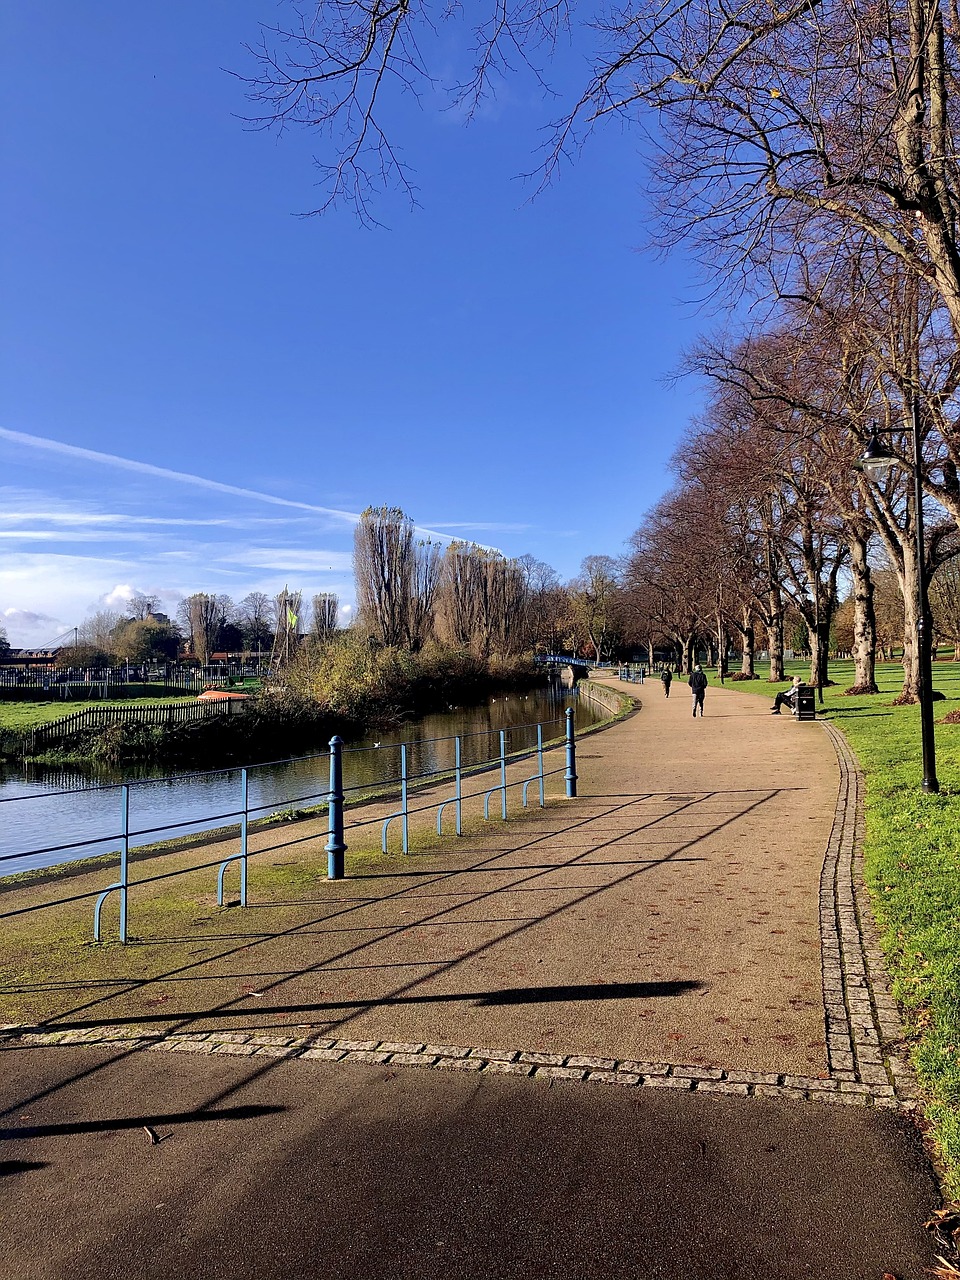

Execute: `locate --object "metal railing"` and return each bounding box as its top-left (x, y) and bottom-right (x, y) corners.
top-left (1, 709), bottom-right (580, 945)
top-left (617, 665), bottom-right (647, 684)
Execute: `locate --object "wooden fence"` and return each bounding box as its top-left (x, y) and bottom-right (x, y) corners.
top-left (29, 698), bottom-right (244, 751)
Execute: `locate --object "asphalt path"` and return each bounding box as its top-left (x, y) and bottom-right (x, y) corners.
top-left (0, 1047), bottom-right (939, 1280)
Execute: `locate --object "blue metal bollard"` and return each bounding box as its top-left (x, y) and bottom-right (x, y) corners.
top-left (239, 767), bottom-right (248, 907)
top-left (325, 736), bottom-right (346, 879)
top-left (564, 708), bottom-right (578, 798)
top-left (454, 735), bottom-right (462, 835)
top-left (499, 729), bottom-right (508, 819)
top-left (400, 743), bottom-right (409, 854)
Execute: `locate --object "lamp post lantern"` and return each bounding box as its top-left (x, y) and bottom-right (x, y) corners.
top-left (856, 403), bottom-right (939, 793)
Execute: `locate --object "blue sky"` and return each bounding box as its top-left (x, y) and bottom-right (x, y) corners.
top-left (1, 2), bottom-right (708, 648)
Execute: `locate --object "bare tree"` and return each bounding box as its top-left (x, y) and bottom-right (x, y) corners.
top-left (311, 591), bottom-right (340, 644)
top-left (271, 588), bottom-right (303, 667)
top-left (435, 542), bottom-right (529, 658)
top-left (79, 610), bottom-right (124, 654)
top-left (568, 555), bottom-right (622, 663)
top-left (929, 556), bottom-right (960, 659)
top-left (125, 592), bottom-right (160, 621)
top-left (406, 541), bottom-right (442, 652)
top-left (178, 593), bottom-right (232, 664)
top-left (354, 506), bottom-right (415, 646)
top-left (237, 591), bottom-right (274, 652)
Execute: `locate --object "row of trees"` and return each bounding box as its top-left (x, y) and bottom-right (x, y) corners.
top-left (59, 589), bottom-right (340, 667)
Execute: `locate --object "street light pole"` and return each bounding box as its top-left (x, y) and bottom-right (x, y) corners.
top-left (911, 397), bottom-right (940, 794)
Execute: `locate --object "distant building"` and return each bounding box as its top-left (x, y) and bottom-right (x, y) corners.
top-left (2, 648), bottom-right (60, 669)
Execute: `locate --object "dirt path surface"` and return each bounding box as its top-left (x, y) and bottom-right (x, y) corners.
top-left (0, 676), bottom-right (942, 1278)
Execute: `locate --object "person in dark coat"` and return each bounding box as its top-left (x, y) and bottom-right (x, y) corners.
top-left (660, 668), bottom-right (673, 698)
top-left (771, 676), bottom-right (803, 715)
top-left (689, 664), bottom-right (708, 717)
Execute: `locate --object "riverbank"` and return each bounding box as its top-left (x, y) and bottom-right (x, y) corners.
top-left (0, 649), bottom-right (549, 770)
top-left (1, 681), bottom-right (627, 885)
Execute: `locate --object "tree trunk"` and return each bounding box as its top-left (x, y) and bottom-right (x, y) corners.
top-left (849, 534), bottom-right (879, 693)
top-left (715, 615), bottom-right (728, 680)
top-left (740, 607), bottom-right (755, 677)
top-left (682, 635), bottom-right (695, 674)
top-left (806, 596), bottom-right (836, 692)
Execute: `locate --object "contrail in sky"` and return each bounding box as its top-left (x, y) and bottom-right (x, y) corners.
top-left (0, 426), bottom-right (496, 546)
top-left (0, 426), bottom-right (363, 524)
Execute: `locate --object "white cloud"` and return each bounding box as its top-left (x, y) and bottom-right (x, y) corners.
top-left (102, 584), bottom-right (137, 608)
top-left (1, 606), bottom-right (64, 646)
top-left (0, 529), bottom-right (157, 543)
top-left (3, 607), bottom-right (59, 625)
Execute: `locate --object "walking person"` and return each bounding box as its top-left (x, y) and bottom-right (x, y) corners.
top-left (689, 664), bottom-right (708, 717)
top-left (660, 668), bottom-right (672, 698)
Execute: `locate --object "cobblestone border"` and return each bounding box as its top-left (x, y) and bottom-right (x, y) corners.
top-left (819, 721), bottom-right (919, 1106)
top-left (0, 720), bottom-right (919, 1112)
top-left (0, 1024), bottom-right (910, 1108)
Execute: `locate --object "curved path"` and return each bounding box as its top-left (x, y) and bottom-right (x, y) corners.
top-left (0, 676), bottom-right (940, 1278)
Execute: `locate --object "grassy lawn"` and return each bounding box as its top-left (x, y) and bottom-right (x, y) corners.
top-left (0, 697), bottom-right (196, 730)
top-left (713, 658), bottom-right (960, 1196)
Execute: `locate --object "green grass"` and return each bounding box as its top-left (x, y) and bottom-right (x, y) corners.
top-left (0, 697), bottom-right (196, 730)
top-left (712, 658), bottom-right (960, 1195)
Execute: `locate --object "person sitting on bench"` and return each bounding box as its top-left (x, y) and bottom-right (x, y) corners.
top-left (771, 676), bottom-right (803, 714)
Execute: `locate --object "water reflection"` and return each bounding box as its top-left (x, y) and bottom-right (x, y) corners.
top-left (0, 685), bottom-right (602, 877)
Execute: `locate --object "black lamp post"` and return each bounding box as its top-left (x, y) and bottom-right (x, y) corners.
top-left (857, 401), bottom-right (940, 793)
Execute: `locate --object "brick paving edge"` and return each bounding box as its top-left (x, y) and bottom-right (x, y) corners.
top-left (0, 1024), bottom-right (914, 1109)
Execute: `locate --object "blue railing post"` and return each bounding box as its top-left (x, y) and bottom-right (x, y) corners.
top-left (118, 784), bottom-right (129, 942)
top-left (499, 729), bottom-right (508, 819)
top-left (537, 723), bottom-right (545, 807)
top-left (400, 743), bottom-right (409, 854)
top-left (455, 735), bottom-right (462, 835)
top-left (326, 736), bottom-right (346, 879)
top-left (239, 767), bottom-right (248, 907)
top-left (565, 707), bottom-right (578, 798)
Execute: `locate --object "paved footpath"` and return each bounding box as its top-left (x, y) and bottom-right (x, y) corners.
top-left (0, 677), bottom-right (943, 1278)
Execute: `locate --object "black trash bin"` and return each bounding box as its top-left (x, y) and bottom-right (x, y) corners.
top-left (794, 684), bottom-right (816, 720)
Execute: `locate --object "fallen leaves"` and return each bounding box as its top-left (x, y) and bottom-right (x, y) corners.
top-left (924, 1207), bottom-right (960, 1277)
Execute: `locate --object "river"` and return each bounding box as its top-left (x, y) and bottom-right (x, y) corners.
top-left (0, 683), bottom-right (605, 878)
